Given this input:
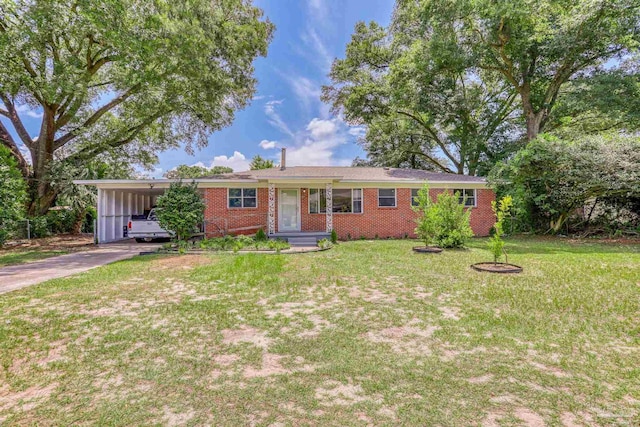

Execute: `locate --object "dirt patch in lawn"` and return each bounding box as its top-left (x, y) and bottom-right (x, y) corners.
top-left (0, 382), bottom-right (58, 412)
top-left (315, 379), bottom-right (382, 406)
top-left (364, 320), bottom-right (439, 357)
top-left (221, 326), bottom-right (272, 350)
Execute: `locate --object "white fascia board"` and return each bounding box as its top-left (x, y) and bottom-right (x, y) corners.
top-left (73, 178), bottom-right (259, 188)
top-left (338, 179), bottom-right (489, 188)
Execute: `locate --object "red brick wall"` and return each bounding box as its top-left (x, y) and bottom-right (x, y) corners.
top-left (203, 187), bottom-right (268, 236)
top-left (203, 186), bottom-right (495, 238)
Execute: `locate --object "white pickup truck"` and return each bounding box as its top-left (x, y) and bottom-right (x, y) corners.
top-left (127, 208), bottom-right (172, 242)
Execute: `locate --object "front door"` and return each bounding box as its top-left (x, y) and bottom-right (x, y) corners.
top-left (278, 189), bottom-right (300, 232)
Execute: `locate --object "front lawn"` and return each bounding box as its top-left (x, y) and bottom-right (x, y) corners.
top-left (0, 238), bottom-right (638, 425)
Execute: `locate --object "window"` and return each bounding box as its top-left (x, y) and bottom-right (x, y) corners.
top-left (228, 188), bottom-right (257, 208)
top-left (378, 188), bottom-right (396, 207)
top-left (309, 189), bottom-right (327, 213)
top-left (411, 188), bottom-right (420, 207)
top-left (309, 188), bottom-right (362, 213)
top-left (454, 189), bottom-right (476, 207)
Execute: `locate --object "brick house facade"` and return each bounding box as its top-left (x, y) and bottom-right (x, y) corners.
top-left (79, 166), bottom-right (496, 243)
top-left (202, 167), bottom-right (496, 239)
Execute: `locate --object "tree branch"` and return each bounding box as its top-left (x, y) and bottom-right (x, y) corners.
top-left (0, 120), bottom-right (30, 178)
top-left (54, 84), bottom-right (141, 148)
top-left (0, 94), bottom-right (35, 148)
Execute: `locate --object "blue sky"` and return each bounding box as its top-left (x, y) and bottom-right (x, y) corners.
top-left (1, 0), bottom-right (395, 176)
top-left (154, 0), bottom-right (395, 175)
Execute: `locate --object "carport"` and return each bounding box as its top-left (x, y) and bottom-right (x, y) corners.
top-left (74, 180), bottom-right (172, 243)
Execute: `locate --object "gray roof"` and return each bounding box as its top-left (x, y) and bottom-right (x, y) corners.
top-left (206, 167), bottom-right (486, 183)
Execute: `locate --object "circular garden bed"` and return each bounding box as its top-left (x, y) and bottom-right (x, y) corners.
top-left (412, 246), bottom-right (443, 253)
top-left (471, 262), bottom-right (523, 274)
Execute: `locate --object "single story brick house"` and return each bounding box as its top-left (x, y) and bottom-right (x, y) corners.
top-left (76, 157), bottom-right (495, 244)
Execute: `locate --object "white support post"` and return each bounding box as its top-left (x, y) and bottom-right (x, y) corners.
top-left (268, 183), bottom-right (276, 235)
top-left (325, 182), bottom-right (333, 232)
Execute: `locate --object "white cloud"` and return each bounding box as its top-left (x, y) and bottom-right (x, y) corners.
top-left (252, 95), bottom-right (266, 101)
top-left (348, 126), bottom-right (366, 138)
top-left (211, 151), bottom-right (250, 172)
top-left (300, 28), bottom-right (333, 73)
top-left (15, 104), bottom-right (43, 119)
top-left (264, 100), bottom-right (295, 137)
top-left (259, 139), bottom-right (277, 149)
top-left (284, 118), bottom-right (351, 166)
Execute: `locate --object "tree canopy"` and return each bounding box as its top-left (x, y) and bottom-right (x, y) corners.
top-left (325, 0), bottom-right (640, 174)
top-left (0, 0), bottom-right (274, 214)
top-left (249, 155), bottom-right (275, 170)
top-left (164, 164), bottom-right (233, 179)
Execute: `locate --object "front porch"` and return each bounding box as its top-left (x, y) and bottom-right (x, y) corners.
top-left (266, 182), bottom-right (334, 236)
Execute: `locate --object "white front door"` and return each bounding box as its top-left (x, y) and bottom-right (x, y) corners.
top-left (278, 189), bottom-right (300, 232)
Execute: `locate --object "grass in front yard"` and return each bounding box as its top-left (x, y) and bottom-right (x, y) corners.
top-left (0, 250), bottom-right (67, 267)
top-left (0, 237), bottom-right (638, 425)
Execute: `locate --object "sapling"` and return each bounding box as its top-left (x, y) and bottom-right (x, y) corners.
top-left (488, 196), bottom-right (513, 264)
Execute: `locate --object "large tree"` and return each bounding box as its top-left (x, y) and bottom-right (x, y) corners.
top-left (417, 0), bottom-right (640, 141)
top-left (323, 18), bottom-right (521, 175)
top-left (164, 164), bottom-right (233, 179)
top-left (249, 155), bottom-right (274, 170)
top-left (0, 0), bottom-right (273, 215)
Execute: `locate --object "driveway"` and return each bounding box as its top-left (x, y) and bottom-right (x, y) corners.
top-left (0, 241), bottom-right (161, 295)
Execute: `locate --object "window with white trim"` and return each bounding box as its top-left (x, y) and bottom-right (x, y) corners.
top-left (454, 189), bottom-right (476, 207)
top-left (228, 188), bottom-right (257, 208)
top-left (309, 188), bottom-right (362, 213)
top-left (378, 188), bottom-right (396, 207)
top-left (411, 188), bottom-right (420, 207)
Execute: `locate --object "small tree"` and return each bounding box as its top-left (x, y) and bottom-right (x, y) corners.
top-left (156, 181), bottom-right (205, 242)
top-left (0, 145), bottom-right (27, 245)
top-left (412, 185), bottom-right (438, 247)
top-left (433, 191), bottom-right (474, 248)
top-left (488, 196), bottom-right (513, 264)
top-left (249, 155), bottom-right (275, 170)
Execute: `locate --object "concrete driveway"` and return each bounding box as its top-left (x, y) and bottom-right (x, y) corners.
top-left (0, 241), bottom-right (161, 295)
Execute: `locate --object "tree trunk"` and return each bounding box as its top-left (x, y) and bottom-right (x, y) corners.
top-left (27, 109), bottom-right (58, 216)
top-left (72, 208), bottom-right (86, 234)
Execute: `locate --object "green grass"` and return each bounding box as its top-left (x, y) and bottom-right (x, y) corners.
top-left (0, 237), bottom-right (638, 425)
top-left (0, 250), bottom-right (67, 267)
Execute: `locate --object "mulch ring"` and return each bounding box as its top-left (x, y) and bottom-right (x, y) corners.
top-left (412, 246), bottom-right (443, 253)
top-left (471, 262), bottom-right (523, 274)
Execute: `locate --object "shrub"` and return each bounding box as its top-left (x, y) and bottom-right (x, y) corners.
top-left (255, 228), bottom-right (267, 241)
top-left (413, 186), bottom-right (473, 248)
top-left (318, 238), bottom-right (333, 249)
top-left (155, 181), bottom-right (205, 242)
top-left (30, 216), bottom-right (50, 238)
top-left (487, 196), bottom-right (513, 264)
top-left (330, 229), bottom-right (338, 244)
top-left (0, 228), bottom-right (8, 246)
top-left (45, 209), bottom-right (75, 234)
top-left (412, 185), bottom-right (438, 247)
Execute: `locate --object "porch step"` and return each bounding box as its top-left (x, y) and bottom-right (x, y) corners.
top-left (287, 237), bottom-right (319, 247)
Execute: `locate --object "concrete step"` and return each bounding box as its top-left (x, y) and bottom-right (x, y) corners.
top-left (288, 237), bottom-right (318, 247)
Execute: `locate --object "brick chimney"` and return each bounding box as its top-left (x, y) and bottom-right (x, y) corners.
top-left (280, 147), bottom-right (286, 170)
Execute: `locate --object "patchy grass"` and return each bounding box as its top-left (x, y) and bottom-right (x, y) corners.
top-left (0, 237), bottom-right (638, 426)
top-left (0, 250), bottom-right (67, 267)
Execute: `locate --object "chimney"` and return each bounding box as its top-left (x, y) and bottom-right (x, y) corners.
top-left (280, 148), bottom-right (286, 170)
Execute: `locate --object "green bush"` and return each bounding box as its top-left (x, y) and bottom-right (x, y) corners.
top-left (318, 238), bottom-right (333, 249)
top-left (0, 228), bottom-right (8, 246)
top-left (413, 186), bottom-right (473, 248)
top-left (45, 209), bottom-right (76, 234)
top-left (156, 181), bottom-right (205, 242)
top-left (30, 216), bottom-right (50, 238)
top-left (330, 229), bottom-right (338, 244)
top-left (255, 228), bottom-right (267, 242)
top-left (196, 235), bottom-right (290, 252)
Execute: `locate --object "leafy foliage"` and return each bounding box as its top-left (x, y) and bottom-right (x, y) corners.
top-left (323, 18), bottom-right (520, 175)
top-left (491, 134), bottom-right (640, 233)
top-left (255, 228), bottom-right (268, 242)
top-left (0, 0), bottom-right (274, 214)
top-left (413, 187), bottom-right (473, 248)
top-left (330, 229), bottom-right (338, 244)
top-left (0, 145), bottom-right (27, 245)
top-left (198, 235), bottom-right (289, 252)
top-left (412, 185), bottom-right (439, 247)
top-left (164, 165), bottom-right (232, 179)
top-left (249, 155), bottom-right (275, 170)
top-left (487, 196), bottom-right (513, 263)
top-left (156, 181), bottom-right (205, 242)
